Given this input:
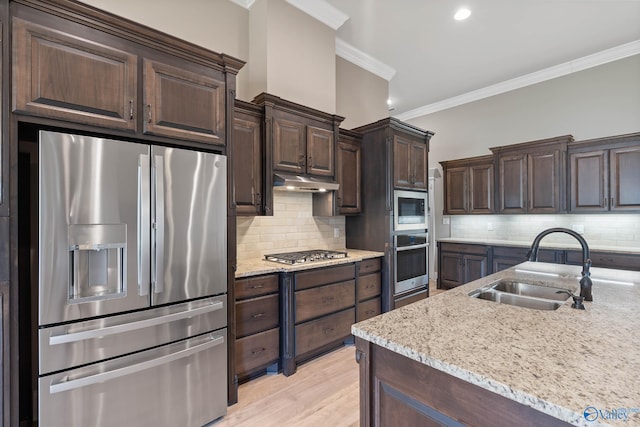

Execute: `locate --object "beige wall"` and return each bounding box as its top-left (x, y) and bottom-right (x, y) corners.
top-left (407, 55), bottom-right (640, 243)
top-left (336, 57), bottom-right (389, 129)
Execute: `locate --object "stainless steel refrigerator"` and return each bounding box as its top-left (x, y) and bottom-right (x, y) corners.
top-left (37, 131), bottom-right (228, 426)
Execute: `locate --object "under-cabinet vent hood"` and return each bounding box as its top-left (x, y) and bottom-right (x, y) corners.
top-left (273, 173), bottom-right (339, 192)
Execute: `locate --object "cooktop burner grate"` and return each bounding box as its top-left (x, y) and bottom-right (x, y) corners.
top-left (264, 249), bottom-right (348, 265)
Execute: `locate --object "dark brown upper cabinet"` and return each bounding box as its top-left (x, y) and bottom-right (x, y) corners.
top-left (336, 129), bottom-right (362, 215)
top-left (569, 132), bottom-right (640, 212)
top-left (491, 135), bottom-right (572, 214)
top-left (142, 59), bottom-right (225, 145)
top-left (440, 155), bottom-right (494, 215)
top-left (12, 17), bottom-right (138, 132)
top-left (12, 5), bottom-right (241, 147)
top-left (393, 134), bottom-right (428, 190)
top-left (253, 93), bottom-right (344, 215)
top-left (233, 100), bottom-right (264, 216)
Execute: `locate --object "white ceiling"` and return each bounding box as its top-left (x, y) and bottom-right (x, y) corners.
top-left (316, 0), bottom-right (640, 120)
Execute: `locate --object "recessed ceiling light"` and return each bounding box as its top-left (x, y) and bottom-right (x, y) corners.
top-left (454, 7), bottom-right (471, 21)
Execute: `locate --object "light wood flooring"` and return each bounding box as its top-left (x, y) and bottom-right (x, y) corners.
top-left (215, 345), bottom-right (360, 427)
top-left (215, 286), bottom-right (449, 427)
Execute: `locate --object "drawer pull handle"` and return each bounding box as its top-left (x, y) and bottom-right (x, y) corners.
top-left (251, 284), bottom-right (265, 289)
top-left (366, 284), bottom-right (374, 289)
top-left (251, 347), bottom-right (266, 355)
top-left (365, 310), bottom-right (376, 315)
top-left (251, 313), bottom-right (266, 318)
top-left (323, 328), bottom-right (335, 335)
top-left (322, 296), bottom-right (335, 304)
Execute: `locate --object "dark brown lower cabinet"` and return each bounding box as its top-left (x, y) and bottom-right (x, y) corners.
top-left (355, 337), bottom-right (572, 427)
top-left (234, 274), bottom-right (280, 382)
top-left (438, 243), bottom-right (489, 289)
top-left (438, 241), bottom-right (638, 290)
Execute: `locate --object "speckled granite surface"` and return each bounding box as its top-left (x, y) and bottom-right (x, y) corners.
top-left (352, 262), bottom-right (640, 426)
top-left (235, 249), bottom-right (384, 278)
top-left (438, 237), bottom-right (639, 254)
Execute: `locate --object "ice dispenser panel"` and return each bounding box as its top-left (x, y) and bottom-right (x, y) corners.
top-left (68, 224), bottom-right (127, 302)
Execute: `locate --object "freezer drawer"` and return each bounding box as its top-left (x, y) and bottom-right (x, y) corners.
top-left (39, 329), bottom-right (227, 427)
top-left (39, 295), bottom-right (226, 375)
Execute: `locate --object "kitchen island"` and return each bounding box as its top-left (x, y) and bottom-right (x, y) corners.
top-left (352, 261), bottom-right (640, 426)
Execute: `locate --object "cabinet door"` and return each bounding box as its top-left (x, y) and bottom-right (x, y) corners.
top-left (143, 59), bottom-right (225, 145)
top-left (444, 166), bottom-right (468, 214)
top-left (469, 163), bottom-right (494, 213)
top-left (438, 252), bottom-right (464, 289)
top-left (498, 154), bottom-right (527, 213)
top-left (393, 135), bottom-right (412, 188)
top-left (410, 141), bottom-right (428, 190)
top-left (307, 126), bottom-right (334, 176)
top-left (464, 254), bottom-right (488, 283)
top-left (336, 139), bottom-right (361, 214)
top-left (569, 150), bottom-right (608, 212)
top-left (528, 150), bottom-right (562, 213)
top-left (13, 18), bottom-right (137, 131)
top-left (273, 118), bottom-right (306, 174)
top-left (233, 113), bottom-right (262, 215)
top-left (610, 145), bottom-right (640, 211)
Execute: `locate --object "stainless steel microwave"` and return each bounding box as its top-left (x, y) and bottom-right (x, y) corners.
top-left (393, 190), bottom-right (428, 231)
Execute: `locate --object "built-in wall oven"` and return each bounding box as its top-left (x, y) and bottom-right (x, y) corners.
top-left (393, 231), bottom-right (429, 295)
top-left (394, 190), bottom-right (428, 231)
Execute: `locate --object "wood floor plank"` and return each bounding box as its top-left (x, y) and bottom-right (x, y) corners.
top-left (215, 345), bottom-right (359, 427)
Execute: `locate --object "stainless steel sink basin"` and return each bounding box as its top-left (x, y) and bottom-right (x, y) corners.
top-left (468, 280), bottom-right (571, 310)
top-left (491, 280), bottom-right (570, 301)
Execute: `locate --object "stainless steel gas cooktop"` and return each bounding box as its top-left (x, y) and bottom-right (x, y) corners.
top-left (264, 249), bottom-right (348, 265)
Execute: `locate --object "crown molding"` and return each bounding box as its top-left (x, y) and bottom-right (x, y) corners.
top-left (229, 0), bottom-right (255, 9)
top-left (395, 39), bottom-right (640, 121)
top-left (336, 37), bottom-right (396, 81)
top-left (285, 0), bottom-right (349, 30)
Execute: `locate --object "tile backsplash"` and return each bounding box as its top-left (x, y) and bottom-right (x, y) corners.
top-left (450, 214), bottom-right (640, 249)
top-left (236, 191), bottom-right (346, 261)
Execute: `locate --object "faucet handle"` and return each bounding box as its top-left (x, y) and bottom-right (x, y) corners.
top-left (556, 290), bottom-right (586, 310)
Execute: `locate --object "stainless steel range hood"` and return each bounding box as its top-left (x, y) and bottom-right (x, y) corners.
top-left (273, 173), bottom-right (339, 192)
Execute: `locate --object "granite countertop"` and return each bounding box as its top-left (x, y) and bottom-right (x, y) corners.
top-left (235, 249), bottom-right (384, 278)
top-left (437, 237), bottom-right (639, 254)
top-left (352, 261), bottom-right (640, 426)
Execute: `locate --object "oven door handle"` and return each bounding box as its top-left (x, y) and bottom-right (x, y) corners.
top-left (394, 243), bottom-right (429, 252)
top-left (48, 299), bottom-right (223, 345)
top-left (49, 333), bottom-right (224, 394)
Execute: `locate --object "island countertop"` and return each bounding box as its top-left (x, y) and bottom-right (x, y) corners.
top-left (352, 262), bottom-right (640, 426)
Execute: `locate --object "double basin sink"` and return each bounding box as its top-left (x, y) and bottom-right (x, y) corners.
top-left (468, 280), bottom-right (572, 310)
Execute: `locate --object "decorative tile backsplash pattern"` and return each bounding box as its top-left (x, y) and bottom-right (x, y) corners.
top-left (236, 191), bottom-right (346, 261)
top-left (450, 214), bottom-right (640, 249)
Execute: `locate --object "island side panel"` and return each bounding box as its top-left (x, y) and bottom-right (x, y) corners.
top-left (359, 340), bottom-right (572, 427)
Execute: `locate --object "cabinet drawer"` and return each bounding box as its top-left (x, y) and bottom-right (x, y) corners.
top-left (295, 280), bottom-right (355, 323)
top-left (235, 328), bottom-right (279, 376)
top-left (295, 264), bottom-right (355, 291)
top-left (235, 274), bottom-right (279, 299)
top-left (236, 294), bottom-right (279, 338)
top-left (358, 273), bottom-right (381, 301)
top-left (295, 308), bottom-right (354, 357)
top-left (358, 258), bottom-right (382, 275)
top-left (358, 298), bottom-right (381, 322)
top-left (439, 243), bottom-right (487, 255)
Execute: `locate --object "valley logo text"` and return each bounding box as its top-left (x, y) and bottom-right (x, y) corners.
top-left (584, 406), bottom-right (640, 422)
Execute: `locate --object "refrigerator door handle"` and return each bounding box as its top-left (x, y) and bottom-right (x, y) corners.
top-left (49, 333), bottom-right (225, 394)
top-left (138, 154), bottom-right (151, 296)
top-left (152, 155), bottom-right (165, 294)
top-left (48, 299), bottom-right (224, 346)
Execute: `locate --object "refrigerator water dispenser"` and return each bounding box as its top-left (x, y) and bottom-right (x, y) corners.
top-left (68, 224), bottom-right (127, 302)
